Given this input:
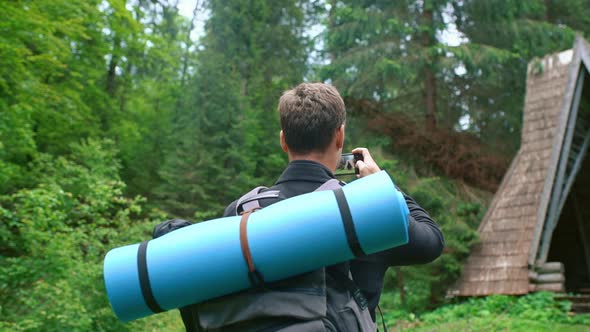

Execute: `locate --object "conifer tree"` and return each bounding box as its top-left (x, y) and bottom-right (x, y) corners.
top-left (156, 0), bottom-right (311, 218)
top-left (453, 0), bottom-right (578, 151)
top-left (323, 0), bottom-right (452, 130)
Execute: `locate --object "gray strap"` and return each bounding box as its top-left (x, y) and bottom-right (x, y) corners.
top-left (314, 179), bottom-right (342, 192)
top-left (236, 187), bottom-right (281, 215)
top-left (237, 179), bottom-right (340, 215)
top-left (241, 191), bottom-right (280, 212)
top-left (235, 186), bottom-right (266, 215)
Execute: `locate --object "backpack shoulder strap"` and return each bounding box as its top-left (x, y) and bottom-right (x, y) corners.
top-left (235, 186), bottom-right (281, 215)
top-left (235, 178), bottom-right (342, 215)
top-left (314, 178), bottom-right (343, 192)
top-left (317, 179), bottom-right (376, 330)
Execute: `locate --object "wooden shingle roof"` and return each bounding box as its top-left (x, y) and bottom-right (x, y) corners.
top-left (452, 37), bottom-right (590, 296)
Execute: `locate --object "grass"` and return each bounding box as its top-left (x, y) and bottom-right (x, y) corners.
top-left (388, 316), bottom-right (590, 332)
top-left (379, 292), bottom-right (590, 332)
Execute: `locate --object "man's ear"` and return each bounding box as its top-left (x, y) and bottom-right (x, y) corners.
top-left (280, 130), bottom-right (289, 152)
top-left (335, 125), bottom-right (345, 150)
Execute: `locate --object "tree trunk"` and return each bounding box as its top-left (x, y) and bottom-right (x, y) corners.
top-left (424, 66), bottom-right (437, 130)
top-left (328, 0), bottom-right (337, 63)
top-left (421, 3), bottom-right (437, 130)
top-left (106, 36), bottom-right (120, 97)
top-left (180, 1), bottom-right (199, 88)
top-left (396, 267), bottom-right (406, 308)
top-left (175, 1), bottom-right (200, 125)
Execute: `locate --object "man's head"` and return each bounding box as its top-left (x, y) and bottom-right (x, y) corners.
top-left (278, 83), bottom-right (346, 169)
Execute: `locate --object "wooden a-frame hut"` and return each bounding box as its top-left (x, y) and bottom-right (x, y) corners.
top-left (452, 37), bottom-right (590, 296)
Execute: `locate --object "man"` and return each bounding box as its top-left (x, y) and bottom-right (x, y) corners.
top-left (179, 82), bottom-right (444, 331)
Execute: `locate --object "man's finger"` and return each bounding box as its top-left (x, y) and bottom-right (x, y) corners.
top-left (356, 160), bottom-right (366, 169)
top-left (355, 160), bottom-right (367, 178)
top-left (352, 147), bottom-right (375, 164)
top-left (351, 147), bottom-right (368, 156)
top-left (351, 147), bottom-right (381, 177)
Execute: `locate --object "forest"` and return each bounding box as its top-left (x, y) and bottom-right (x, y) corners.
top-left (2, 0), bottom-right (590, 331)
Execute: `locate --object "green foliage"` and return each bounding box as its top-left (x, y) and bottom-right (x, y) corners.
top-left (0, 0), bottom-right (105, 193)
top-left (156, 0), bottom-right (311, 218)
top-left (323, 0), bottom-right (455, 132)
top-left (324, 0), bottom-right (586, 155)
top-left (113, 1), bottom-right (196, 201)
top-left (2, 0), bottom-right (590, 329)
top-left (452, 0), bottom-right (578, 152)
top-left (376, 157), bottom-right (483, 311)
top-left (0, 139), bottom-right (180, 331)
top-left (383, 292), bottom-right (590, 331)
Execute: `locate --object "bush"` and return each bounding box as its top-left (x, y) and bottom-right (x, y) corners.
top-left (419, 292), bottom-right (590, 326)
top-left (382, 292), bottom-right (590, 331)
top-left (377, 159), bottom-right (482, 311)
top-left (0, 139), bottom-right (182, 331)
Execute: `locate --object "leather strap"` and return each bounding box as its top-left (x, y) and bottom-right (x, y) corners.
top-left (333, 188), bottom-right (366, 258)
top-left (239, 208), bottom-right (265, 288)
top-left (137, 240), bottom-right (164, 313)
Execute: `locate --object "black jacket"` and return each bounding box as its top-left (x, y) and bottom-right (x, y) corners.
top-left (223, 160), bottom-right (445, 320)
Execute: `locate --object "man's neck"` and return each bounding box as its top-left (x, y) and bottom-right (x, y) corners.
top-left (288, 151), bottom-right (338, 172)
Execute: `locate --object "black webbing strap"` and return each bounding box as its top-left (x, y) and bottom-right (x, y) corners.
top-left (333, 188), bottom-right (366, 258)
top-left (326, 269), bottom-right (368, 310)
top-left (137, 240), bottom-right (164, 313)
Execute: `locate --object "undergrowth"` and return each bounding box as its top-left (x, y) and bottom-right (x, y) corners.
top-left (380, 292), bottom-right (590, 331)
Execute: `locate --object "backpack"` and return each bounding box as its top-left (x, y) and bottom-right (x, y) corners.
top-left (153, 179), bottom-right (376, 332)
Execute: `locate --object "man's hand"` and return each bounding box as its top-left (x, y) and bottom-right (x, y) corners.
top-left (351, 147), bottom-right (381, 178)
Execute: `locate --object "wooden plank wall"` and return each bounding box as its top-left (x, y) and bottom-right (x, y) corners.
top-left (451, 49), bottom-right (574, 296)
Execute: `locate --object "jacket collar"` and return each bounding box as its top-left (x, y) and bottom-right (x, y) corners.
top-left (275, 160), bottom-right (336, 185)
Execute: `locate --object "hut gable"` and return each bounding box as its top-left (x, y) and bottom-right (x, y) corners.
top-left (452, 37), bottom-right (590, 296)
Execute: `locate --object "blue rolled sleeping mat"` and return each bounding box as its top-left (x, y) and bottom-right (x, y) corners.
top-left (104, 170), bottom-right (410, 321)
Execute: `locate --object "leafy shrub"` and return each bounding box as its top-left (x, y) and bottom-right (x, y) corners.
top-left (382, 292), bottom-right (590, 331)
top-left (0, 139), bottom-right (182, 331)
top-left (420, 292), bottom-right (590, 326)
top-left (377, 159), bottom-right (482, 311)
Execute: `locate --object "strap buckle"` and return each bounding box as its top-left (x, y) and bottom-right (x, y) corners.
top-left (247, 269), bottom-right (266, 290)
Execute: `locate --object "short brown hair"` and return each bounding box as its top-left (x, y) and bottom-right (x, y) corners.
top-left (278, 83), bottom-right (346, 154)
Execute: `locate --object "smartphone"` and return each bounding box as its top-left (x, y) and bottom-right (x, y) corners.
top-left (336, 153), bottom-right (363, 176)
